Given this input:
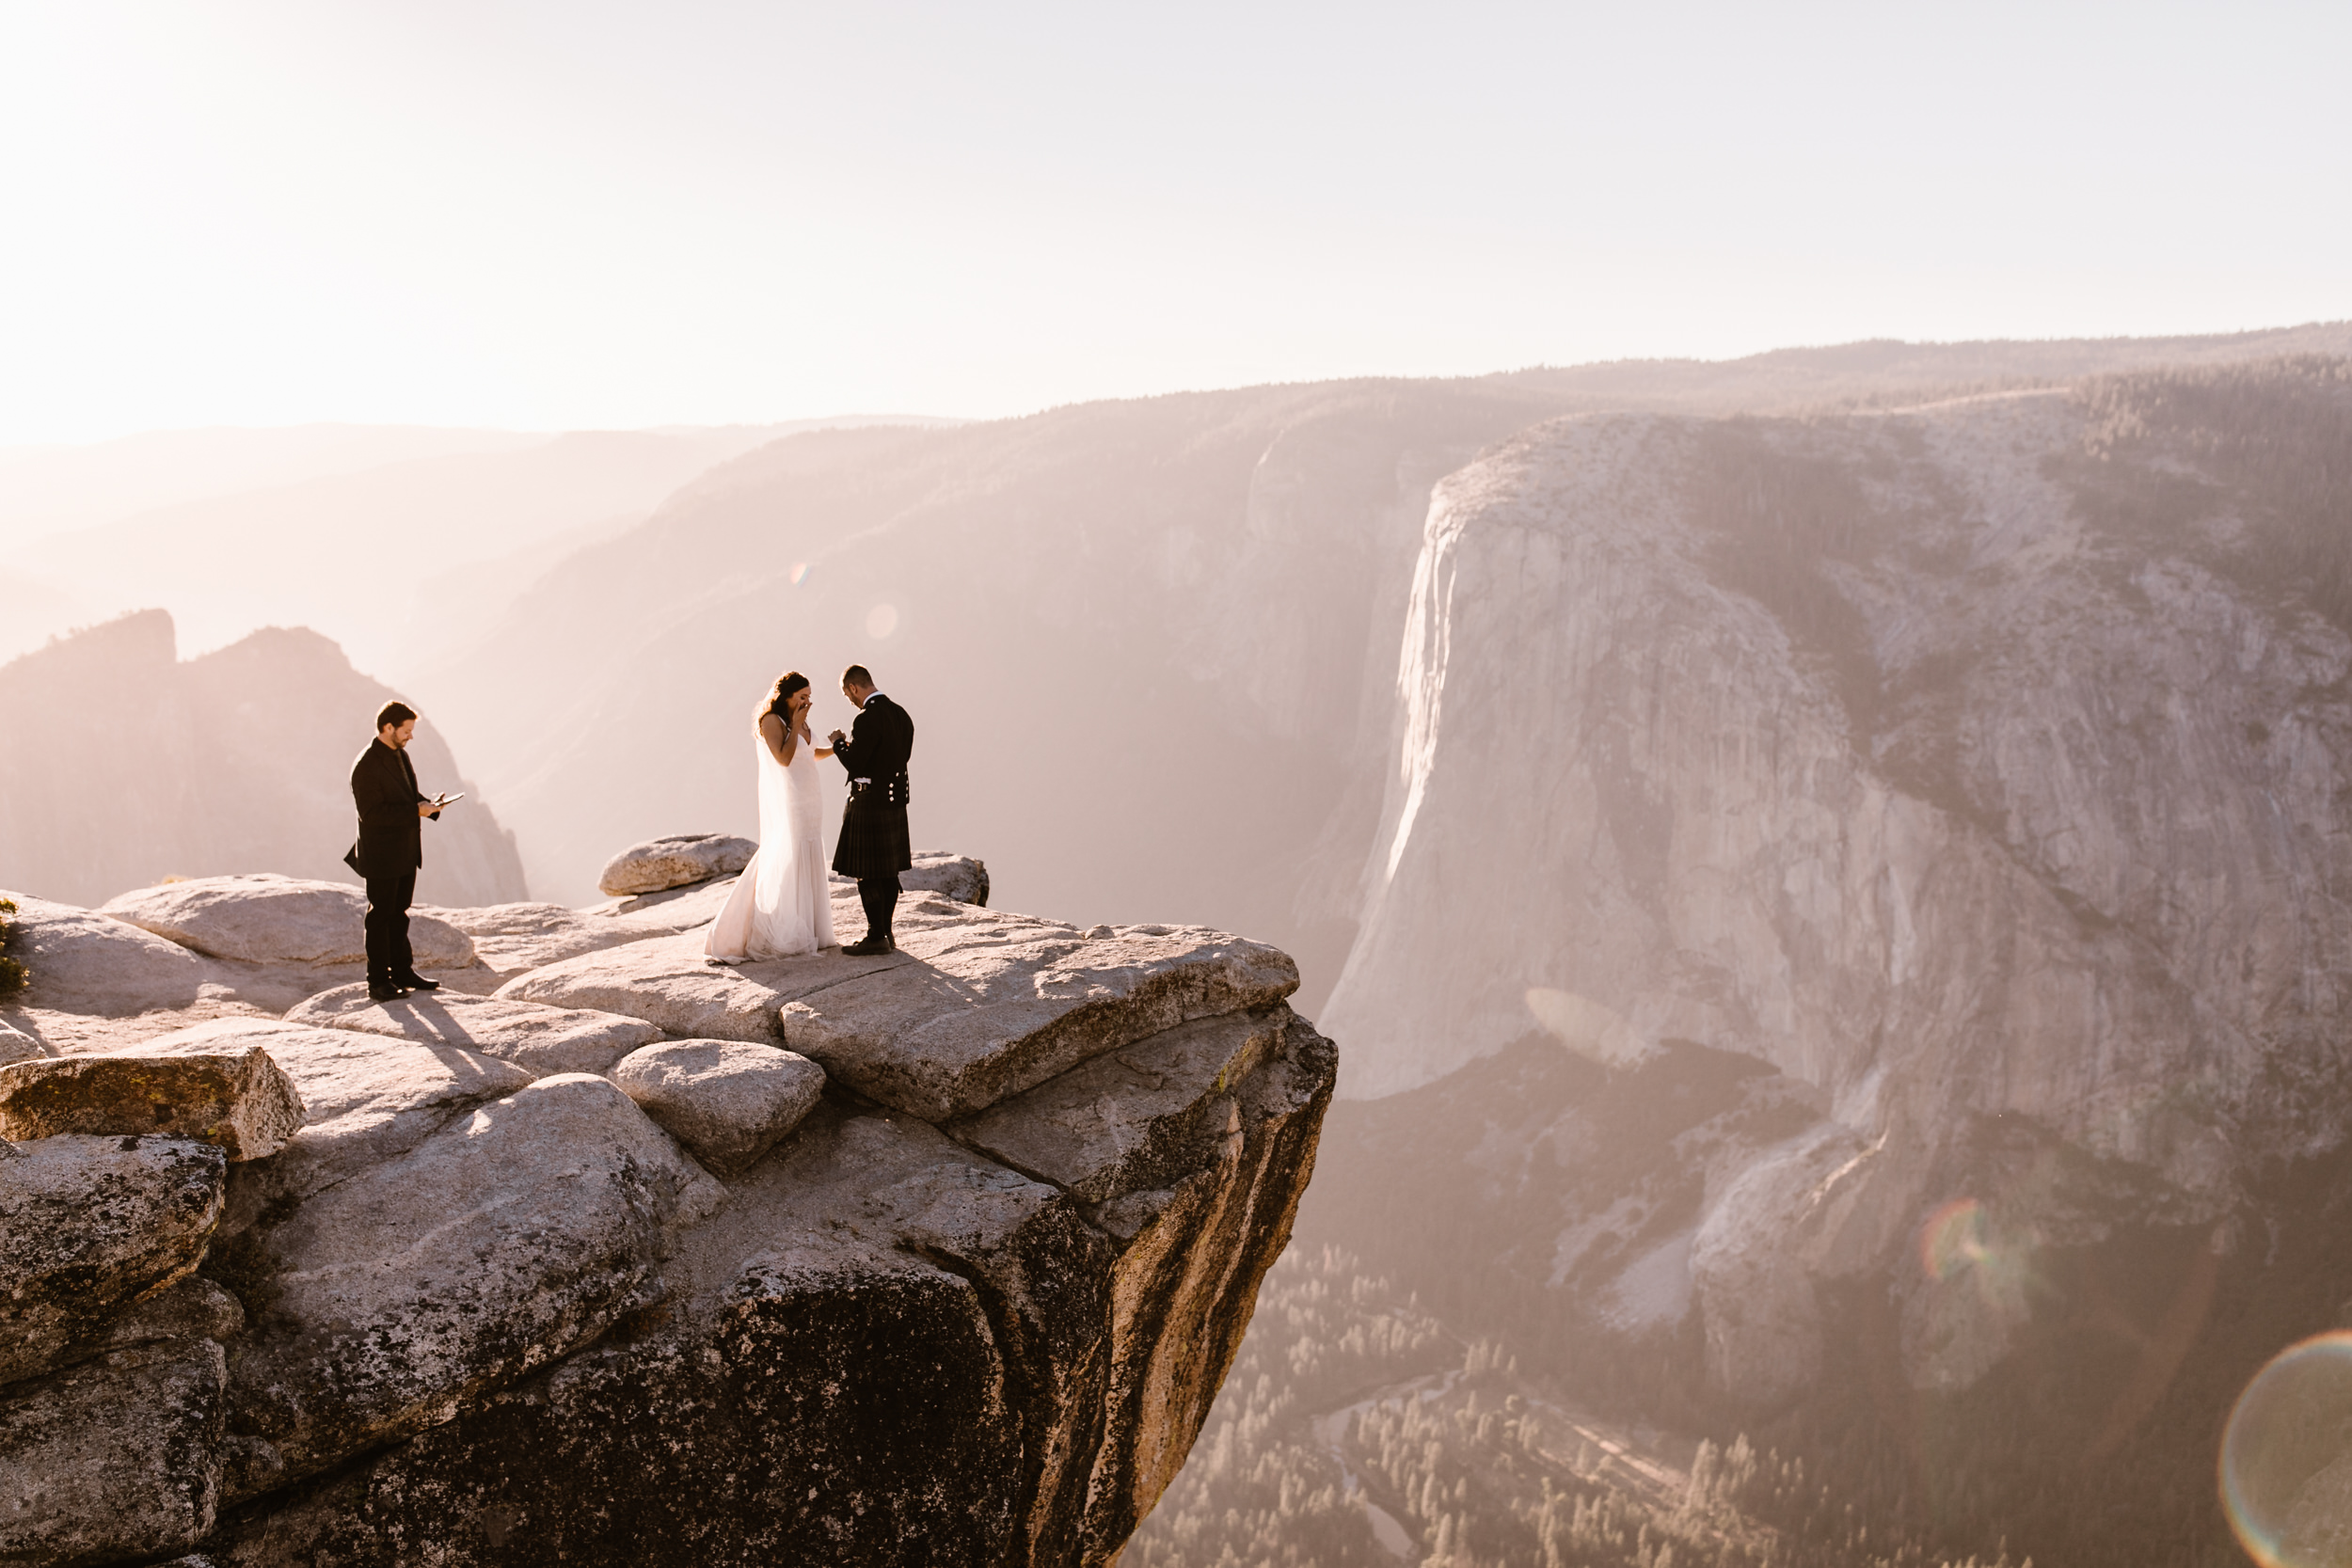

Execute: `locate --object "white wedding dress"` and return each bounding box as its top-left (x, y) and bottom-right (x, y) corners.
top-left (705, 724), bottom-right (836, 960)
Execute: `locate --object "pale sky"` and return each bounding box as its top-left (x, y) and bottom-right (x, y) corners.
top-left (3, 1), bottom-right (2346, 444)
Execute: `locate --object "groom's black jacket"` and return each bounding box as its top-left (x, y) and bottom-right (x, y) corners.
top-left (832, 693), bottom-right (914, 880)
top-left (833, 693), bottom-right (914, 805)
top-left (350, 738), bottom-right (431, 878)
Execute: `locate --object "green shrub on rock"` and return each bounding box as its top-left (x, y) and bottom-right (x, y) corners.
top-left (0, 897), bottom-right (27, 998)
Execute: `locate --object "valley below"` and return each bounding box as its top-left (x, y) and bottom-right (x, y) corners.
top-left (13, 325), bottom-right (2352, 1565)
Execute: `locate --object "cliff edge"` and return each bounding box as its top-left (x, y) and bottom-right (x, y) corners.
top-left (0, 849), bottom-right (1336, 1567)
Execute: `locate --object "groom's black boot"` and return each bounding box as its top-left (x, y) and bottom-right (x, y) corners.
top-left (845, 877), bottom-right (899, 956)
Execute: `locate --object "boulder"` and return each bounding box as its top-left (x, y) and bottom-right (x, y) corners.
top-left (136, 1017), bottom-right (537, 1198)
top-left (223, 1072), bottom-right (723, 1492)
top-left (0, 1014), bottom-right (49, 1066)
top-left (889, 851), bottom-right (991, 906)
top-left (0, 1133), bottom-right (228, 1385)
top-left (781, 900), bottom-right (1300, 1121)
top-left (0, 890), bottom-right (213, 1017)
top-left (285, 983), bottom-right (663, 1077)
top-left (0, 1045), bottom-right (306, 1159)
top-left (495, 929), bottom-right (900, 1044)
top-left (607, 1039), bottom-right (827, 1176)
top-left (597, 834), bottom-right (755, 897)
top-left (0, 1338), bottom-right (230, 1565)
top-left (100, 874), bottom-right (474, 969)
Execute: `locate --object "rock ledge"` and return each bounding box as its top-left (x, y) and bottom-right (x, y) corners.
top-left (0, 851), bottom-right (1333, 1568)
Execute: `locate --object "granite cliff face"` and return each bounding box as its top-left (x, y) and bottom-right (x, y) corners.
top-left (1317, 360), bottom-right (2352, 1406)
top-left (0, 853), bottom-right (1333, 1567)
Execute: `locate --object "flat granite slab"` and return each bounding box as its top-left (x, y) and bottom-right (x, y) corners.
top-left (489, 894), bottom-right (1296, 1123)
top-left (779, 896), bottom-right (1299, 1122)
top-left (494, 928), bottom-right (906, 1044)
top-left (413, 903), bottom-right (641, 983)
top-left (946, 1008), bottom-right (1293, 1202)
top-left (136, 1016), bottom-right (538, 1197)
top-left (284, 985), bottom-right (663, 1077)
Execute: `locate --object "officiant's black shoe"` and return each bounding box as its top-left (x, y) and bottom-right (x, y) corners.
top-left (843, 936), bottom-right (893, 957)
top-left (398, 974), bottom-right (442, 992)
top-left (367, 981), bottom-right (408, 1002)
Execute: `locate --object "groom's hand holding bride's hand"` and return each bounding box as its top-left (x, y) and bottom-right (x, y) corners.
top-left (827, 729), bottom-right (847, 747)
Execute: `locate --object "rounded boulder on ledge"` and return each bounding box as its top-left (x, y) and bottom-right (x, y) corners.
top-left (596, 834), bottom-right (756, 897)
top-left (0, 1046), bottom-right (307, 1160)
top-left (98, 875), bottom-right (473, 970)
top-left (605, 1039), bottom-right (826, 1176)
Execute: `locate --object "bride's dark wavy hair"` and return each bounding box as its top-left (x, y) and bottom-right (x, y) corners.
top-left (755, 671), bottom-right (810, 733)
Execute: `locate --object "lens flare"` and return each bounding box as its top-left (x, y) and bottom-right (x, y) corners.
top-left (2222, 1331), bottom-right (2352, 1567)
top-left (866, 602), bottom-right (899, 639)
top-left (788, 562), bottom-right (810, 586)
top-left (1919, 1198), bottom-right (1987, 1281)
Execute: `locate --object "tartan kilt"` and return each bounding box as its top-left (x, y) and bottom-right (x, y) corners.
top-left (833, 799), bottom-right (913, 880)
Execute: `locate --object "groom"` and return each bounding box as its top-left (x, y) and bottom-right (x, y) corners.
top-left (827, 664), bottom-right (914, 956)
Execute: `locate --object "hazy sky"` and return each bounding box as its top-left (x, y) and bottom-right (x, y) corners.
top-left (4, 1), bottom-right (2346, 443)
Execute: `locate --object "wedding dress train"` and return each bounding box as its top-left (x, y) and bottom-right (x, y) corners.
top-left (705, 727), bottom-right (836, 960)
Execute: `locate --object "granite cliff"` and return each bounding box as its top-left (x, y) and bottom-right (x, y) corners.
top-left (0, 846), bottom-right (1334, 1566)
top-left (1297, 360), bottom-right (2352, 1496)
top-left (1312, 364), bottom-right (2352, 1397)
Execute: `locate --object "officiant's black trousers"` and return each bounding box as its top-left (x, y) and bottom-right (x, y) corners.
top-left (857, 878), bottom-right (898, 942)
top-left (365, 868), bottom-right (416, 982)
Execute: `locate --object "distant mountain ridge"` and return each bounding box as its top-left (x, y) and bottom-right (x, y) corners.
top-left (0, 610), bottom-right (524, 908)
top-left (0, 416), bottom-right (961, 666)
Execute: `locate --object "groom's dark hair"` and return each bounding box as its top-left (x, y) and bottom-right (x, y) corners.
top-left (375, 701), bottom-right (417, 732)
top-left (842, 664), bottom-right (874, 689)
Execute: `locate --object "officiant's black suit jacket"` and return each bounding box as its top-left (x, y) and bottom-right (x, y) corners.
top-left (350, 737), bottom-right (430, 878)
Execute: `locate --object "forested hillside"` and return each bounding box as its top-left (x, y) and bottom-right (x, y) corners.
top-left (1127, 1246), bottom-right (2040, 1568)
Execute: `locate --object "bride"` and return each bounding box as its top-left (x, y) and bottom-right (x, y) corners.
top-left (706, 671), bottom-right (838, 962)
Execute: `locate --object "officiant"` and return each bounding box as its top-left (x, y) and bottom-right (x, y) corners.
top-left (348, 701), bottom-right (457, 1001)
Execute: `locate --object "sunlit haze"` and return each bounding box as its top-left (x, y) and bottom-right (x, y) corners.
top-left (14, 8), bottom-right (2352, 1567)
top-left (4, 0), bottom-right (2347, 443)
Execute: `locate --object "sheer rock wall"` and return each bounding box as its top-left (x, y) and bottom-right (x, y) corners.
top-left (1322, 380), bottom-right (2352, 1403)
